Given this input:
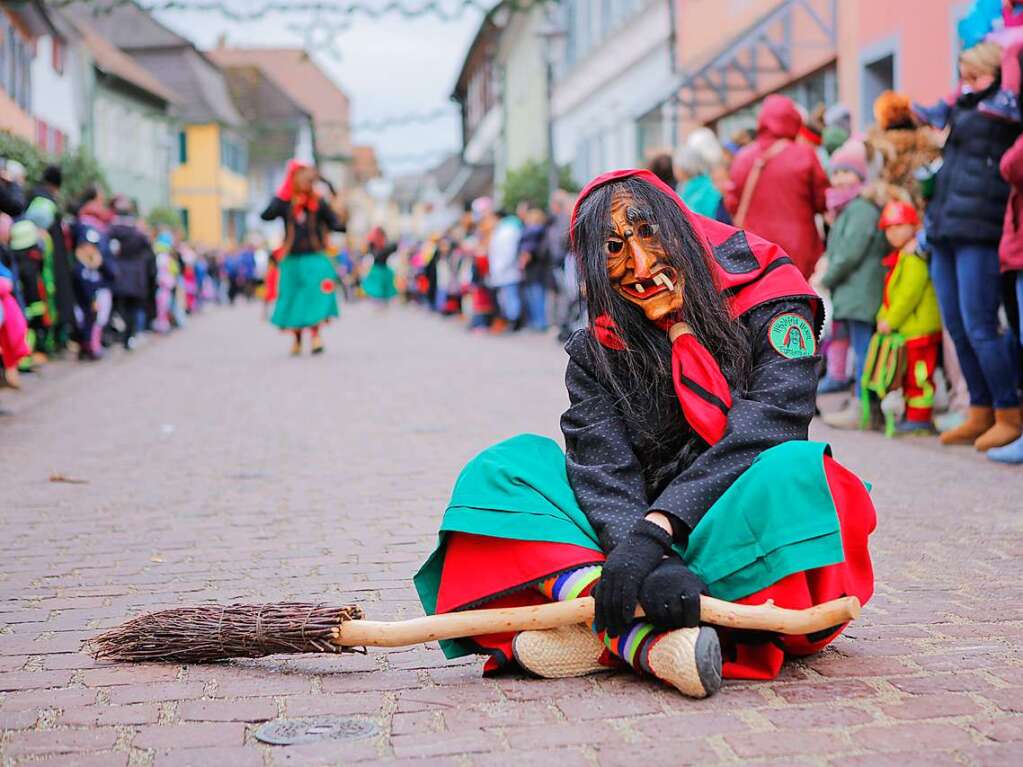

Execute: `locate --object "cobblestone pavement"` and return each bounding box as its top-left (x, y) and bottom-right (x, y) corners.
top-left (2, 302), bottom-right (1021, 767)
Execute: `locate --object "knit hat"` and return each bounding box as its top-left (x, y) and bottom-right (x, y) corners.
top-left (829, 140), bottom-right (868, 180)
top-left (878, 200), bottom-right (920, 229)
top-left (9, 219), bottom-right (38, 251)
top-left (874, 91), bottom-right (914, 131)
top-left (824, 104), bottom-right (852, 132)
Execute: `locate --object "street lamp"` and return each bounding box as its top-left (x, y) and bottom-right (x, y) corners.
top-left (537, 12), bottom-right (566, 206)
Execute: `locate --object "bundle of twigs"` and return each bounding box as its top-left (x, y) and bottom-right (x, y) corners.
top-left (87, 603), bottom-right (365, 663)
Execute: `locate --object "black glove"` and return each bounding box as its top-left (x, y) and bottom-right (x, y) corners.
top-left (639, 557), bottom-right (706, 629)
top-left (593, 519), bottom-right (672, 638)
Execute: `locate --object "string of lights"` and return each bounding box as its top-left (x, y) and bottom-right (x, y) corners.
top-left (51, 0), bottom-right (552, 23)
top-left (352, 108), bottom-right (453, 132)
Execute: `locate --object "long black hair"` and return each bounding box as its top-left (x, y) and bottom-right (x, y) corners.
top-left (571, 176), bottom-right (751, 450)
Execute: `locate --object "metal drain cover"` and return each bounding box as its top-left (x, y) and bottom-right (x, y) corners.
top-left (253, 716), bottom-right (378, 746)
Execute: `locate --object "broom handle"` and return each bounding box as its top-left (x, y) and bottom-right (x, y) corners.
top-left (333, 594), bottom-right (860, 648)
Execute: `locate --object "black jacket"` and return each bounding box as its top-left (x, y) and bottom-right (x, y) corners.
top-left (108, 219), bottom-right (155, 299)
top-left (0, 179), bottom-right (25, 217)
top-left (929, 86), bottom-right (1022, 245)
top-left (561, 298), bottom-right (819, 551)
top-left (261, 197), bottom-right (344, 255)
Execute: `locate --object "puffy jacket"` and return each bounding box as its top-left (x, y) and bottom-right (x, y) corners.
top-left (928, 86), bottom-right (1021, 245)
top-left (820, 195), bottom-right (888, 324)
top-left (726, 94), bottom-right (829, 278)
top-left (999, 132), bottom-right (1023, 272)
top-left (108, 219), bottom-right (155, 299)
top-left (877, 250), bottom-right (941, 339)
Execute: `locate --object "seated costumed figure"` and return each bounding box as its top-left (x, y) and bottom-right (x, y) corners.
top-left (415, 169), bottom-right (876, 698)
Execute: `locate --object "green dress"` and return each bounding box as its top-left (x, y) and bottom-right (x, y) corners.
top-left (271, 252), bottom-right (339, 329)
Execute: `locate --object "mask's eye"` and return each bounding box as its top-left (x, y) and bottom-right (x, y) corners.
top-left (606, 239), bottom-right (624, 255)
top-left (637, 223), bottom-right (659, 239)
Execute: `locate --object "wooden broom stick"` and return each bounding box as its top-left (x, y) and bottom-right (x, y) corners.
top-left (333, 594), bottom-right (860, 647)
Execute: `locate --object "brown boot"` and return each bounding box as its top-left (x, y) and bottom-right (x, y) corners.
top-left (939, 406), bottom-right (994, 445)
top-left (974, 407), bottom-right (1023, 452)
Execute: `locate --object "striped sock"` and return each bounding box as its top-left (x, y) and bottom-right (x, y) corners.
top-left (535, 564), bottom-right (602, 602)
top-left (534, 565), bottom-right (661, 674)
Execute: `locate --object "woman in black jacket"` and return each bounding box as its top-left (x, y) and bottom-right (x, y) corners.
top-left (928, 41), bottom-right (1022, 450)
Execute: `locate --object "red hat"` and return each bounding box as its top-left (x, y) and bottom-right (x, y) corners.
top-left (878, 200), bottom-right (919, 229)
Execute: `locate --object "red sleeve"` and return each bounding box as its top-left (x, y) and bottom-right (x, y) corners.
top-left (1000, 133), bottom-right (1023, 188)
top-left (810, 150), bottom-right (829, 214)
top-left (725, 148), bottom-right (754, 215)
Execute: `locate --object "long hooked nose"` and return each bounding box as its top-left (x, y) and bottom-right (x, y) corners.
top-left (630, 239), bottom-right (655, 280)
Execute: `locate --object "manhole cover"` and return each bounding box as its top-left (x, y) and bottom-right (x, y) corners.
top-left (254, 716), bottom-right (378, 746)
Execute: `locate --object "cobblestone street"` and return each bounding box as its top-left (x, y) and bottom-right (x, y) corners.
top-left (2, 303), bottom-right (1021, 767)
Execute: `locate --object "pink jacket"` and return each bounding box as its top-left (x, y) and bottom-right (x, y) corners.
top-left (999, 133), bottom-right (1023, 273)
top-left (0, 275), bottom-right (30, 368)
top-left (726, 95), bottom-right (830, 279)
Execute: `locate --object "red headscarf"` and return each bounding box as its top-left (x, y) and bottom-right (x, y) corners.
top-left (570, 168), bottom-right (734, 445)
top-left (276, 159), bottom-right (319, 216)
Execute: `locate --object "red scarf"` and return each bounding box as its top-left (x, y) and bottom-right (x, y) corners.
top-left (276, 159), bottom-right (320, 218)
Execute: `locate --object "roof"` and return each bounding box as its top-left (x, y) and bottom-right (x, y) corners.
top-left (66, 0), bottom-right (189, 50)
top-left (69, 16), bottom-right (178, 105)
top-left (219, 65), bottom-right (308, 123)
top-left (68, 2), bottom-right (242, 126)
top-left (207, 47), bottom-right (350, 157)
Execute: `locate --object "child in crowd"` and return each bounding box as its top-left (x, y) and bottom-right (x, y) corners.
top-left (9, 219), bottom-right (49, 366)
top-left (818, 141), bottom-right (889, 410)
top-left (0, 261), bottom-right (30, 388)
top-left (874, 201), bottom-right (944, 433)
top-left (71, 226), bottom-right (116, 361)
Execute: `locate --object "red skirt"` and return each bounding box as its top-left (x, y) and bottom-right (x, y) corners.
top-left (434, 454), bottom-right (874, 680)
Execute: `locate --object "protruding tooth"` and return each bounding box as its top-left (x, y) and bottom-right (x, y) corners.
top-left (653, 273), bottom-right (675, 291)
top-left (635, 283), bottom-right (646, 294)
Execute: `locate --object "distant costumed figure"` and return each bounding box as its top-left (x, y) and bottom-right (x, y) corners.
top-left (414, 169), bottom-right (877, 698)
top-left (262, 160), bottom-right (344, 355)
top-left (362, 226), bottom-right (398, 305)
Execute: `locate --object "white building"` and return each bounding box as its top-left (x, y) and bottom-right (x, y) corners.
top-left (552, 0), bottom-right (675, 184)
top-left (28, 12), bottom-right (88, 154)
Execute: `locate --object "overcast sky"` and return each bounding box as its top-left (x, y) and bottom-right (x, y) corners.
top-left (153, 4), bottom-right (484, 178)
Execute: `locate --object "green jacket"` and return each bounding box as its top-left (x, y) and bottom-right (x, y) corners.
top-left (680, 173), bottom-right (722, 218)
top-left (877, 250), bottom-right (942, 339)
top-left (820, 197), bottom-right (888, 323)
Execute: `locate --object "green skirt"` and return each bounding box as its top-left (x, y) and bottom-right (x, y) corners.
top-left (363, 263), bottom-right (396, 300)
top-left (415, 435), bottom-right (852, 658)
top-left (271, 252), bottom-right (339, 329)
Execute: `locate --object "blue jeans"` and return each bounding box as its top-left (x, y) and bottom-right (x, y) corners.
top-left (1016, 271), bottom-right (1023, 343)
top-left (522, 282), bottom-right (547, 330)
top-left (930, 242), bottom-right (1020, 408)
top-left (847, 319), bottom-right (874, 396)
top-left (496, 284), bottom-right (522, 323)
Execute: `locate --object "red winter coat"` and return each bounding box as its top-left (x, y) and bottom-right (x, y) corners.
top-left (998, 133), bottom-right (1023, 273)
top-left (726, 95), bottom-right (829, 279)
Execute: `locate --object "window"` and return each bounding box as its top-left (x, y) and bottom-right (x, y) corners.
top-left (861, 50), bottom-right (896, 127)
top-left (179, 208), bottom-right (189, 237)
top-left (219, 134), bottom-right (247, 175)
top-left (178, 130), bottom-right (188, 164)
top-left (1, 12), bottom-right (34, 112)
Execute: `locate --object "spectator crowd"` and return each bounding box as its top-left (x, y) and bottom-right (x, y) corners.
top-left (0, 159), bottom-right (263, 404)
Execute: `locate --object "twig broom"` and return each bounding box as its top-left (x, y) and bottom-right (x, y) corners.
top-left (86, 595), bottom-right (860, 663)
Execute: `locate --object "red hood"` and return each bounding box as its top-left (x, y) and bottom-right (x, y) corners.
top-left (568, 167), bottom-right (821, 327)
top-left (570, 168), bottom-right (707, 250)
top-left (757, 94), bottom-right (802, 141)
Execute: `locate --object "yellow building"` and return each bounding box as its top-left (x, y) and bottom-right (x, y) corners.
top-left (172, 123), bottom-right (249, 246)
top-left (84, 3), bottom-right (250, 247)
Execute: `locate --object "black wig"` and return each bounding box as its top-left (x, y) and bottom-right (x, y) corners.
top-left (571, 177), bottom-right (752, 446)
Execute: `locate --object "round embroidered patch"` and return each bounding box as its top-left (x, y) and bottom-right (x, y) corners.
top-left (320, 278), bottom-right (335, 294)
top-left (768, 313), bottom-right (817, 359)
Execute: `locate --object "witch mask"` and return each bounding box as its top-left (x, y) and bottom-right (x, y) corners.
top-left (606, 191), bottom-right (684, 322)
